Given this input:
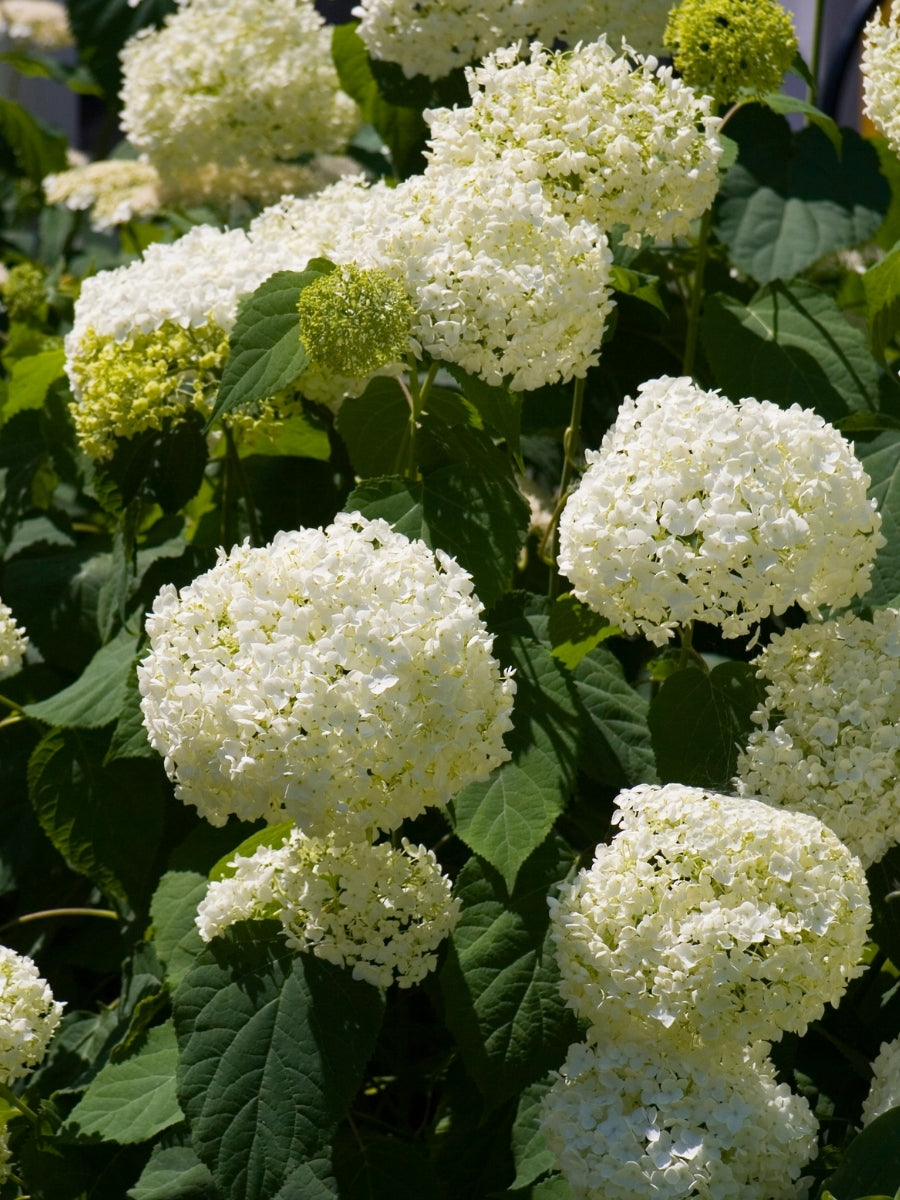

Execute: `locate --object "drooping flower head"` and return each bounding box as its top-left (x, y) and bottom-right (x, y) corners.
top-left (0, 945), bottom-right (63, 1081)
top-left (425, 39), bottom-right (723, 248)
top-left (862, 4), bottom-right (900, 157)
top-left (197, 829), bottom-right (460, 988)
top-left (549, 783), bottom-right (871, 1046)
top-left (862, 1035), bottom-right (900, 1126)
top-left (297, 264), bottom-right (413, 378)
top-left (557, 376), bottom-right (884, 645)
top-left (665, 0), bottom-right (799, 108)
top-left (139, 512), bottom-right (515, 839)
top-left (737, 610), bottom-right (900, 868)
top-left (0, 599), bottom-right (28, 681)
top-left (540, 1034), bottom-right (818, 1200)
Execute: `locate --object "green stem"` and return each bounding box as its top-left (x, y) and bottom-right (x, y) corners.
top-left (0, 908), bottom-right (118, 935)
top-left (678, 622), bottom-right (695, 670)
top-left (682, 206), bottom-right (713, 378)
top-left (548, 376), bottom-right (586, 600)
top-left (0, 1080), bottom-right (38, 1125)
top-left (808, 0), bottom-right (824, 106)
top-left (222, 425), bottom-right (262, 547)
top-left (396, 360), bottom-right (438, 481)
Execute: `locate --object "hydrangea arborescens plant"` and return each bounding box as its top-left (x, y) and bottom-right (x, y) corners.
top-left (557, 375), bottom-right (884, 645)
top-left (197, 829), bottom-right (459, 989)
top-left (138, 512), bottom-right (515, 839)
top-left (0, 945), bottom-right (63, 1081)
top-left (862, 3), bottom-right (900, 157)
top-left (43, 159), bottom-right (161, 230)
top-left (0, 599), bottom-right (27, 680)
top-left (737, 610), bottom-right (900, 867)
top-left (549, 783), bottom-right (871, 1046)
top-left (539, 1033), bottom-right (818, 1200)
top-left (861, 1035), bottom-right (900, 1126)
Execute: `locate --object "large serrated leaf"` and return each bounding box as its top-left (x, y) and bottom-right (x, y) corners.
top-left (715, 105), bottom-right (889, 284)
top-left (335, 377), bottom-right (412, 478)
top-left (701, 283), bottom-right (879, 421)
top-left (438, 838), bottom-right (579, 1112)
top-left (173, 924), bottom-right (383, 1200)
top-left (63, 1021), bottom-right (183, 1145)
top-left (0, 97), bottom-right (67, 182)
top-left (150, 871), bottom-right (209, 991)
top-left (511, 1079), bottom-right (557, 1190)
top-left (24, 625), bottom-right (140, 730)
top-left (858, 430), bottom-right (900, 607)
top-left (821, 1108), bottom-right (900, 1200)
top-left (127, 1142), bottom-right (218, 1200)
top-left (2, 346), bottom-right (65, 427)
top-left (572, 645), bottom-right (657, 788)
top-left (864, 242), bottom-right (900, 362)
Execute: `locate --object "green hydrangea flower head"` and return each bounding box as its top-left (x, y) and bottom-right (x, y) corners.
top-left (2, 262), bottom-right (48, 323)
top-left (297, 264), bottom-right (413, 379)
top-left (665, 0), bottom-right (798, 108)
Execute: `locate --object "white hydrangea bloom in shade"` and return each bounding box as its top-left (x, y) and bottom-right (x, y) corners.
top-left (0, 946), bottom-right (63, 1081)
top-left (862, 1036), bottom-right (900, 1126)
top-left (139, 512), bottom-right (515, 838)
top-left (737, 611), bottom-right (900, 868)
top-left (119, 0), bottom-right (359, 182)
top-left (0, 0), bottom-right (72, 48)
top-left (350, 0), bottom-right (673, 82)
top-left (0, 599), bottom-right (27, 681)
top-left (540, 1034), bottom-right (818, 1200)
top-left (425, 40), bottom-right (722, 248)
top-left (862, 6), bottom-right (900, 158)
top-left (43, 160), bottom-right (161, 230)
top-left (558, 376), bottom-right (884, 645)
top-left (197, 829), bottom-right (460, 988)
top-left (549, 783), bottom-right (871, 1046)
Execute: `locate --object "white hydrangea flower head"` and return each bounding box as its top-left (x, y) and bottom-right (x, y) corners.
top-left (0, 946), bottom-right (63, 1081)
top-left (862, 1035), bottom-right (900, 1126)
top-left (558, 376), bottom-right (884, 645)
top-left (197, 829), bottom-right (460, 988)
top-left (119, 0), bottom-right (359, 181)
top-left (549, 783), bottom-right (871, 1046)
top-left (139, 512), bottom-right (515, 838)
top-left (862, 5), bottom-right (900, 158)
top-left (0, 599), bottom-right (27, 681)
top-left (0, 0), bottom-right (72, 48)
top-left (43, 159), bottom-right (161, 230)
top-left (425, 40), bottom-right (722, 248)
top-left (159, 154), bottom-right (364, 209)
top-left (350, 0), bottom-right (673, 82)
top-left (540, 1034), bottom-right (818, 1200)
top-left (737, 611), bottom-right (900, 868)
top-left (374, 159), bottom-right (615, 390)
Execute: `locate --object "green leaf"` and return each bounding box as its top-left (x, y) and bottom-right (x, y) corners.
top-left (2, 346), bottom-right (65, 427)
top-left (648, 662), bottom-right (766, 791)
top-left (27, 728), bottom-right (167, 913)
top-left (715, 105), bottom-right (889, 284)
top-left (438, 837), bottom-right (580, 1112)
top-left (331, 1128), bottom-right (447, 1200)
top-left (63, 1021), bottom-right (183, 1145)
top-left (173, 924), bottom-right (384, 1200)
top-left (450, 597), bottom-right (580, 890)
top-left (548, 594), bottom-right (617, 670)
top-left (0, 49), bottom-right (102, 95)
top-left (336, 377), bottom-right (412, 478)
top-left (821, 1108), bottom-right (900, 1200)
top-left (127, 1142), bottom-right (218, 1200)
top-left (572, 645), bottom-right (657, 788)
top-left (864, 242), bottom-right (900, 361)
top-left (445, 364), bottom-right (524, 466)
top-left (511, 1079), bottom-right (556, 1189)
top-left (210, 269), bottom-right (328, 429)
top-left (609, 265), bottom-right (666, 313)
top-left (858, 430), bottom-right (900, 607)
top-left (702, 282), bottom-right (879, 421)
top-left (234, 412), bottom-right (331, 461)
top-left (0, 97), bottom-right (67, 182)
top-left (107, 662), bottom-right (156, 762)
top-left (753, 91), bottom-right (842, 156)
top-left (150, 872), bottom-right (209, 991)
top-left (24, 625), bottom-right (140, 729)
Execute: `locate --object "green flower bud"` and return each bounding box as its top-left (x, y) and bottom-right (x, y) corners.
top-left (297, 264), bottom-right (413, 379)
top-left (2, 262), bottom-right (49, 323)
top-left (665, 0), bottom-right (799, 108)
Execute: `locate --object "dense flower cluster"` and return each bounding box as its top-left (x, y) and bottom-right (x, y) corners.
top-left (557, 376), bottom-right (884, 644)
top-left (119, 0), bottom-right (358, 185)
top-left (297, 265), bottom-right (413, 378)
top-left (425, 40), bottom-right (722, 248)
top-left (139, 512), bottom-right (515, 838)
top-left (540, 1034), bottom-right (818, 1200)
top-left (197, 830), bottom-right (460, 988)
top-left (664, 0), bottom-right (798, 108)
top-left (737, 611), bottom-right (900, 868)
top-left (43, 160), bottom-right (161, 230)
top-left (862, 1035), bottom-right (900, 1126)
top-left (0, 0), bottom-right (71, 48)
top-left (862, 5), bottom-right (900, 157)
top-left (0, 262), bottom-right (46, 324)
top-left (549, 783), bottom-right (871, 1046)
top-left (350, 0), bottom-right (673, 81)
top-left (0, 598), bottom-right (27, 681)
top-left (0, 945), bottom-right (62, 1081)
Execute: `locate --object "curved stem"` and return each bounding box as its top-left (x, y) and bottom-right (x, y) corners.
top-left (0, 1081), bottom-right (38, 1124)
top-left (682, 206), bottom-right (713, 378)
top-left (396, 359), bottom-right (438, 481)
top-left (548, 376), bottom-right (586, 600)
top-left (0, 908), bottom-right (119, 935)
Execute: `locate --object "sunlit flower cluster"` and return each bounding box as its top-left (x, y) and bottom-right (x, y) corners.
top-left (540, 1034), bottom-right (818, 1200)
top-left (119, 0), bottom-right (358, 188)
top-left (350, 0), bottom-right (673, 81)
top-left (297, 264), bottom-right (413, 378)
top-left (139, 512), bottom-right (515, 839)
top-left (862, 1035), bottom-right (900, 1126)
top-left (197, 829), bottom-right (460, 988)
top-left (737, 610), bottom-right (900, 868)
top-left (0, 945), bottom-right (62, 1081)
top-left (558, 376), bottom-right (884, 645)
top-left (425, 40), bottom-right (722, 248)
top-left (43, 160), bottom-right (161, 230)
top-left (664, 0), bottom-right (798, 108)
top-left (0, 598), bottom-right (27, 681)
top-left (0, 0), bottom-right (71, 48)
top-left (549, 783), bottom-right (871, 1046)
top-left (862, 4), bottom-right (900, 157)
